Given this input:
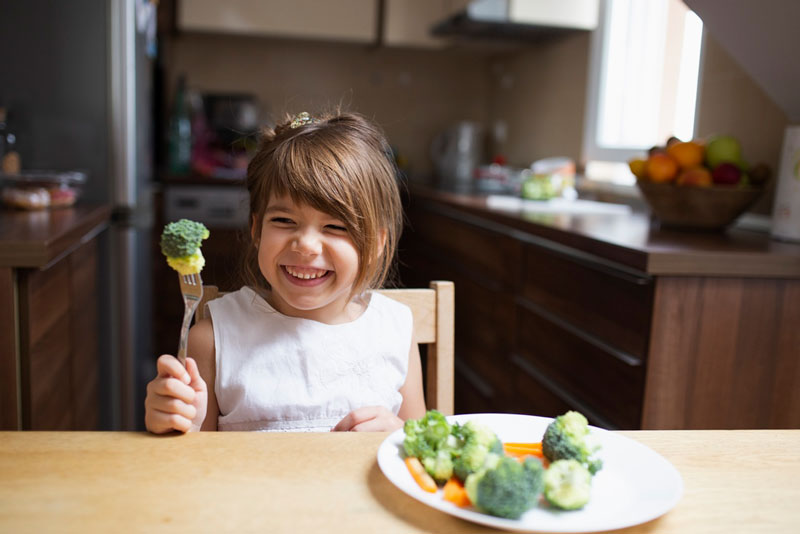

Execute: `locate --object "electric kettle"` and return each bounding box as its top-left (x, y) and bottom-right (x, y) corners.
top-left (430, 122), bottom-right (483, 192)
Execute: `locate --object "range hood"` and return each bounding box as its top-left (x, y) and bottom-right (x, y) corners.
top-left (432, 0), bottom-right (599, 42)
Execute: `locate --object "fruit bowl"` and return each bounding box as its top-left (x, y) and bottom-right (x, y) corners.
top-left (636, 180), bottom-right (764, 230)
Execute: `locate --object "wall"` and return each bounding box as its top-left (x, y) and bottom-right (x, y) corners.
top-left (486, 30), bottom-right (787, 213)
top-left (486, 32), bottom-right (591, 168)
top-left (165, 33), bottom-right (490, 177)
top-left (695, 35), bottom-right (786, 212)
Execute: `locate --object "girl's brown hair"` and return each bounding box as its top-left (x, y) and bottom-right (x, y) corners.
top-left (241, 111), bottom-right (403, 298)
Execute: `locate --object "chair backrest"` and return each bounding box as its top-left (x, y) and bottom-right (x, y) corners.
top-left (195, 281), bottom-right (455, 415)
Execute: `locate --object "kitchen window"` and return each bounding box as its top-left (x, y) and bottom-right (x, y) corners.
top-left (582, 0), bottom-right (704, 185)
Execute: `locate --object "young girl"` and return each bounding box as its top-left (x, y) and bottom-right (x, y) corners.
top-left (145, 111), bottom-right (426, 433)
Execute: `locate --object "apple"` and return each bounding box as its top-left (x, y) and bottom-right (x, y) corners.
top-left (705, 135), bottom-right (742, 169)
top-left (712, 162), bottom-right (742, 185)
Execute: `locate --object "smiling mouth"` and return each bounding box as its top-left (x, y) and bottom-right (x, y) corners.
top-left (283, 265), bottom-right (331, 280)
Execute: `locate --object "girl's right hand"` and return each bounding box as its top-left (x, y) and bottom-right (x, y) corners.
top-left (144, 354), bottom-right (208, 434)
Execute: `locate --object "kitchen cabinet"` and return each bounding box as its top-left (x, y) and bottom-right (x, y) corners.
top-left (400, 187), bottom-right (800, 429)
top-left (177, 0), bottom-right (379, 44)
top-left (383, 0), bottom-right (470, 48)
top-left (0, 205), bottom-right (111, 430)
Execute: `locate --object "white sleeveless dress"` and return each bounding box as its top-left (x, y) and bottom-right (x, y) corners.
top-left (206, 286), bottom-right (413, 432)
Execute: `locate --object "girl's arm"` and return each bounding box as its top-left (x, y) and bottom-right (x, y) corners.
top-left (187, 318), bottom-right (219, 431)
top-left (332, 336), bottom-right (426, 432)
top-left (397, 339), bottom-right (427, 420)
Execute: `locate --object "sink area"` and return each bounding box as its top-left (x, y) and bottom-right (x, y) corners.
top-left (485, 194), bottom-right (632, 215)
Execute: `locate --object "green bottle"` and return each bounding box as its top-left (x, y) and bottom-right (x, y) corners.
top-left (168, 76), bottom-right (192, 175)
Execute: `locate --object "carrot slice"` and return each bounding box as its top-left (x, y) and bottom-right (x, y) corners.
top-left (503, 442), bottom-right (544, 458)
top-left (503, 442), bottom-right (543, 451)
top-left (443, 477), bottom-right (471, 507)
top-left (404, 457), bottom-right (437, 493)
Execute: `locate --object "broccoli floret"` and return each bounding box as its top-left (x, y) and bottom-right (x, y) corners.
top-left (422, 449), bottom-right (454, 483)
top-left (464, 454), bottom-right (544, 519)
top-left (403, 410), bottom-right (452, 461)
top-left (160, 219), bottom-right (209, 259)
top-left (166, 251), bottom-right (206, 276)
top-left (522, 456), bottom-right (545, 496)
top-left (452, 421), bottom-right (502, 482)
top-left (543, 459), bottom-right (592, 510)
top-left (542, 411), bottom-right (602, 475)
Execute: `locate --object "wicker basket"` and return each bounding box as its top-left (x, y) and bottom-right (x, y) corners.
top-left (636, 180), bottom-right (764, 230)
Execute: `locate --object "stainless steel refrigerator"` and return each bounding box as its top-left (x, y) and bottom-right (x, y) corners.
top-left (0, 0), bottom-right (157, 429)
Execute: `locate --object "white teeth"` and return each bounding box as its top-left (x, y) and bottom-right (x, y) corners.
top-left (285, 266), bottom-right (327, 279)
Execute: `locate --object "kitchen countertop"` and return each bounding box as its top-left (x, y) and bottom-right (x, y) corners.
top-left (409, 186), bottom-right (800, 277)
top-left (0, 430), bottom-right (797, 533)
top-left (0, 204), bottom-right (112, 268)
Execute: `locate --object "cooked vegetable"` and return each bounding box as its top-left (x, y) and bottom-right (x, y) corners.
top-left (464, 454), bottom-right (545, 519)
top-left (503, 442), bottom-right (544, 459)
top-left (401, 409), bottom-right (602, 519)
top-left (403, 410), bottom-right (452, 460)
top-left (452, 420), bottom-right (503, 482)
top-left (405, 456), bottom-right (437, 493)
top-left (160, 219), bottom-right (209, 275)
top-left (543, 459), bottom-right (592, 510)
top-left (443, 477), bottom-right (471, 507)
top-left (422, 448), bottom-right (455, 484)
top-left (541, 411), bottom-right (602, 475)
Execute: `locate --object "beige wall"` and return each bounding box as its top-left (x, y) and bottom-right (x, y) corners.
top-left (486, 33), bottom-right (591, 168)
top-left (166, 33), bottom-right (489, 176)
top-left (168, 27), bottom-right (787, 212)
top-left (695, 35), bottom-right (787, 212)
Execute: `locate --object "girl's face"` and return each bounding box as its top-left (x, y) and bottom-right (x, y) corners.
top-left (254, 195), bottom-right (361, 324)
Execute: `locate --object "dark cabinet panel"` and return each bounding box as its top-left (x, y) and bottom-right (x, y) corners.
top-left (514, 303), bottom-right (645, 429)
top-left (520, 245), bottom-right (653, 359)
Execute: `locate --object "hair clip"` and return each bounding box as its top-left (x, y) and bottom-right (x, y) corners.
top-left (289, 111), bottom-right (317, 129)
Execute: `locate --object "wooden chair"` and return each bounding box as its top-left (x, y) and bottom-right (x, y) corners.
top-left (195, 281), bottom-right (455, 414)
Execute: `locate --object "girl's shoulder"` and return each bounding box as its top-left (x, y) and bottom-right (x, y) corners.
top-left (207, 286), bottom-right (273, 315)
top-left (365, 290), bottom-right (413, 325)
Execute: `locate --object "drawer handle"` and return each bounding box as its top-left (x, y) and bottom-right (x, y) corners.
top-left (515, 297), bottom-right (644, 367)
top-left (510, 353), bottom-right (618, 430)
top-left (455, 360), bottom-right (495, 398)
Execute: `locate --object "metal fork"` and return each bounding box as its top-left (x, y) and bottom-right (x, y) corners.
top-left (176, 272), bottom-right (204, 366)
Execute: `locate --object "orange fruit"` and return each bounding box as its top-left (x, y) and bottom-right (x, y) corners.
top-left (646, 153), bottom-right (679, 183)
top-left (666, 141), bottom-right (705, 169)
top-left (628, 158), bottom-right (647, 179)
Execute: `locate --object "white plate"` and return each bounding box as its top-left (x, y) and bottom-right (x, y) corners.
top-left (377, 413), bottom-right (683, 533)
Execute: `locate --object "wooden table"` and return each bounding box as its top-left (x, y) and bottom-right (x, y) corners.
top-left (1, 430), bottom-right (798, 533)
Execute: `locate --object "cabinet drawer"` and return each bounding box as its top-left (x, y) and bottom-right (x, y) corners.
top-left (521, 244), bottom-right (653, 359)
top-left (406, 205), bottom-right (521, 286)
top-left (513, 365), bottom-right (583, 422)
top-left (514, 303), bottom-right (645, 429)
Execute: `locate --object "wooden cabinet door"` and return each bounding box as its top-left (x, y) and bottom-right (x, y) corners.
top-left (178, 0), bottom-right (379, 43)
top-left (18, 239), bottom-right (99, 430)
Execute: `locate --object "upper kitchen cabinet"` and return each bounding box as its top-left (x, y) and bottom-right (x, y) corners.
top-left (177, 0), bottom-right (379, 44)
top-left (382, 0), bottom-right (470, 48)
